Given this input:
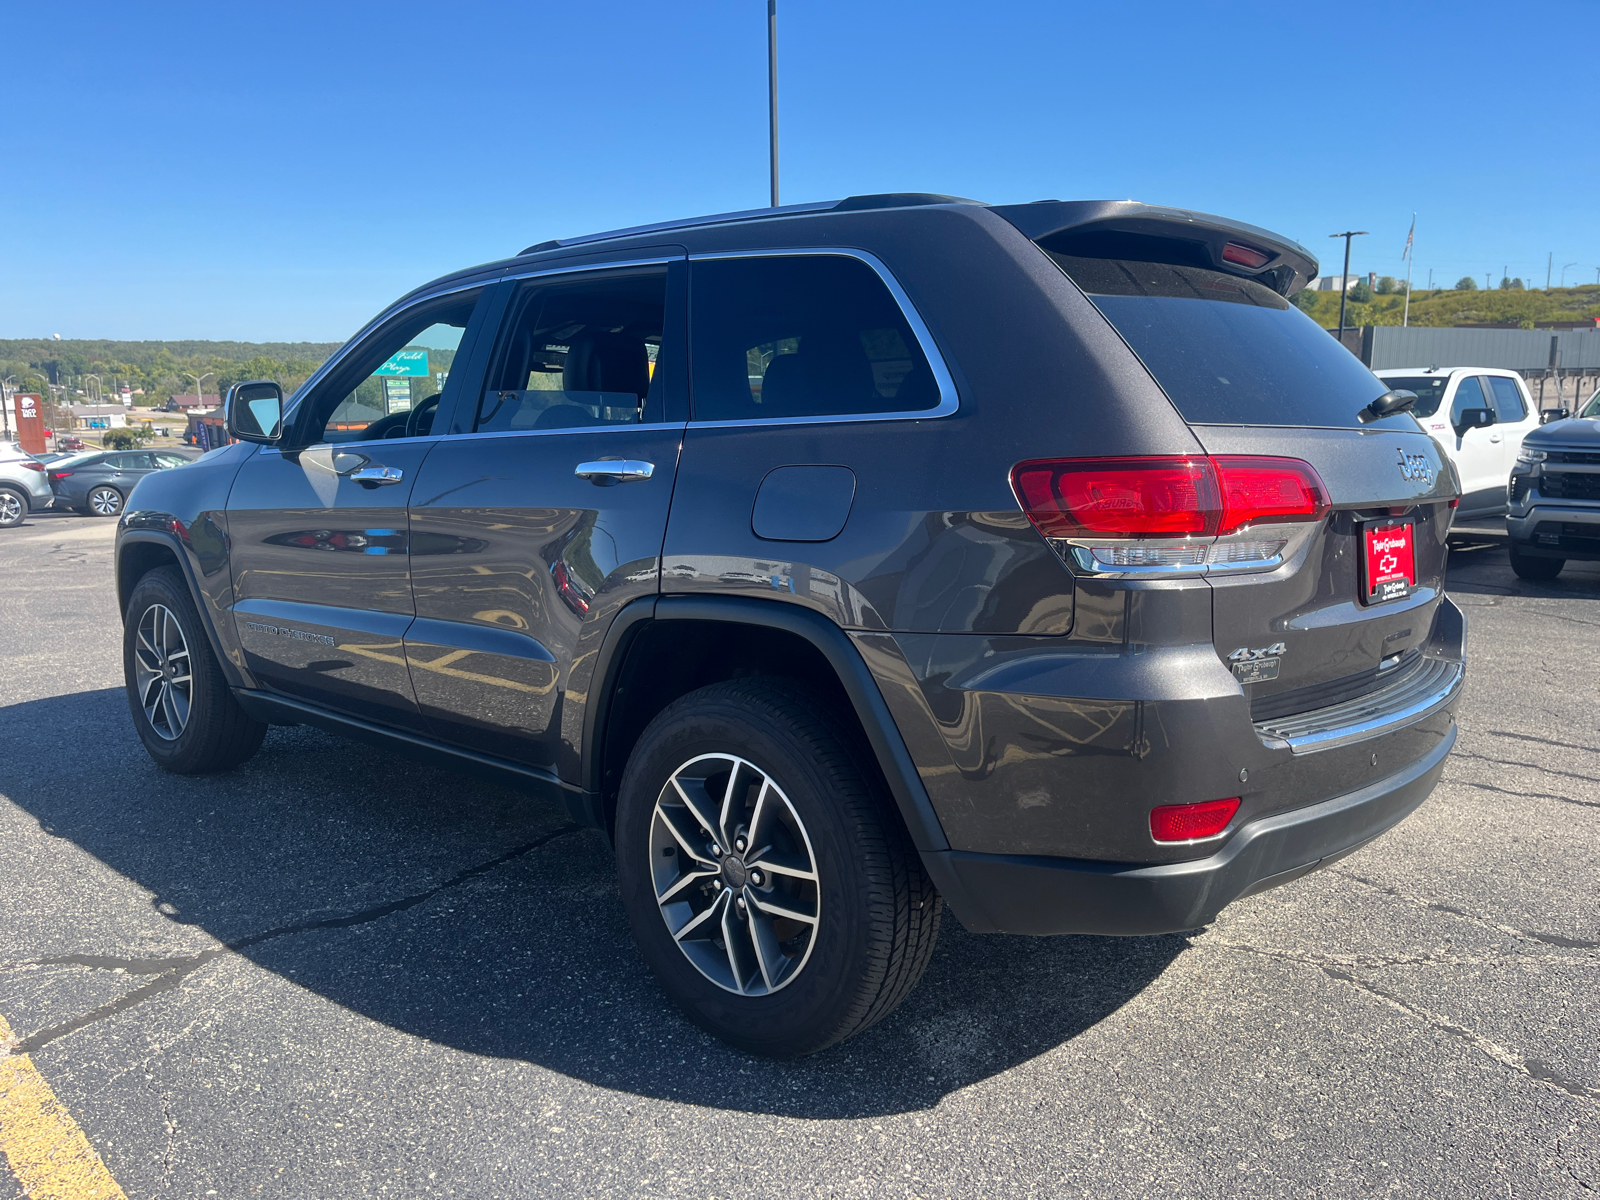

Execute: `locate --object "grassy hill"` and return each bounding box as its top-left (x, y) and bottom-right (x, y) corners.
top-left (1297, 284), bottom-right (1600, 329)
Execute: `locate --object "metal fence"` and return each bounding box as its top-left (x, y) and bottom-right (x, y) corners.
top-left (1365, 327), bottom-right (1600, 371)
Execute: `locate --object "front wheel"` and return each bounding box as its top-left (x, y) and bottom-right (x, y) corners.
top-left (88, 486), bottom-right (124, 517)
top-left (1509, 543), bottom-right (1563, 580)
top-left (124, 566), bottom-right (267, 773)
top-left (615, 678), bottom-right (940, 1057)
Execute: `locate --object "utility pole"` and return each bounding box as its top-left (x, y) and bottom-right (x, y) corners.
top-left (1547, 252), bottom-right (1553, 290)
top-left (767, 0), bottom-right (779, 208)
top-left (1485, 273), bottom-right (1491, 290)
top-left (1328, 230), bottom-right (1368, 344)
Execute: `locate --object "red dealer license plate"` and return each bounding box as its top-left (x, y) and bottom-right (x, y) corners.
top-left (1362, 520), bottom-right (1415, 605)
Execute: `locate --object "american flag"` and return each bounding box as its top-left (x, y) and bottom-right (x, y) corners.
top-left (1401, 215), bottom-right (1415, 261)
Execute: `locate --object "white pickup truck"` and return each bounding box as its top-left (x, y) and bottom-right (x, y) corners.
top-left (1374, 367), bottom-right (1541, 520)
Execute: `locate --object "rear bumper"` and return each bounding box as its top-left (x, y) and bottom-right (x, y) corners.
top-left (923, 721), bottom-right (1454, 935)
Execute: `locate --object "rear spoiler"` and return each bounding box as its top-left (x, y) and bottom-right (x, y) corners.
top-left (990, 200), bottom-right (1319, 297)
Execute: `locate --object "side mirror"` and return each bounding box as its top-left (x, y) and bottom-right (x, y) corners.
top-left (1454, 407), bottom-right (1494, 435)
top-left (227, 380), bottom-right (284, 444)
top-left (1541, 407), bottom-right (1571, 424)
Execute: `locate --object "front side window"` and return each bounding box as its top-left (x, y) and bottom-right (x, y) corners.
top-left (305, 289), bottom-right (484, 444)
top-left (113, 452), bottom-right (154, 469)
top-left (476, 269), bottom-right (668, 432)
top-left (1487, 376), bottom-right (1527, 422)
top-left (1451, 376), bottom-right (1489, 424)
top-left (689, 255), bottom-right (941, 422)
top-left (1377, 375), bottom-right (1449, 418)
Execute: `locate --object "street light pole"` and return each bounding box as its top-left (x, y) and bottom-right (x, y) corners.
top-left (1561, 262), bottom-right (1577, 288)
top-left (184, 372), bottom-right (216, 410)
top-left (767, 0), bottom-right (779, 208)
top-left (1328, 230), bottom-right (1368, 345)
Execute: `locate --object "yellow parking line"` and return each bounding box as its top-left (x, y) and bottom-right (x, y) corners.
top-left (0, 1012), bottom-right (127, 1200)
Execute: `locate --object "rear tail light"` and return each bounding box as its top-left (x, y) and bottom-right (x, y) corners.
top-left (1011, 455), bottom-right (1328, 576)
top-left (21, 461), bottom-right (44, 473)
top-left (1011, 457), bottom-right (1219, 539)
top-left (49, 471), bottom-right (73, 480)
top-left (1150, 797), bottom-right (1240, 843)
top-left (1221, 242), bottom-right (1272, 269)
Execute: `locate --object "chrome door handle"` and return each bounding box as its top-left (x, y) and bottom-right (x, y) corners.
top-left (349, 465), bottom-right (404, 486)
top-left (575, 459), bottom-right (654, 484)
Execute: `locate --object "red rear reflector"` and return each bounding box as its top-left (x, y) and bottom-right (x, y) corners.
top-left (1011, 456), bottom-right (1328, 540)
top-left (1150, 797), bottom-right (1240, 843)
top-left (1221, 242), bottom-right (1271, 269)
top-left (1448, 497), bottom-right (1460, 509)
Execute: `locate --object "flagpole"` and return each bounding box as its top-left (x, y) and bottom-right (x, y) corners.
top-left (1402, 213), bottom-right (1415, 327)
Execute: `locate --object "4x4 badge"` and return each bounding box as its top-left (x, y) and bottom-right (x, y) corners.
top-left (1397, 447), bottom-right (1435, 486)
top-left (1229, 642), bottom-right (1286, 685)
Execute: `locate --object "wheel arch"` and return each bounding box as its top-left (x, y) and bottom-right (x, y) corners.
top-left (117, 530), bottom-right (247, 689)
top-left (584, 595), bottom-right (949, 853)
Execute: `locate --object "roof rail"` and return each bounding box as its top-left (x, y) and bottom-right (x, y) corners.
top-left (515, 193), bottom-right (985, 257)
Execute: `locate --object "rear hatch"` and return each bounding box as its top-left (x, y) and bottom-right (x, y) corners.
top-left (1018, 216), bottom-right (1457, 715)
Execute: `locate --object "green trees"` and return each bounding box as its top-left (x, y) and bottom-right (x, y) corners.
top-left (1455, 276), bottom-right (1479, 290)
top-left (102, 428), bottom-right (141, 449)
top-left (1376, 276), bottom-right (1396, 294)
top-left (1349, 280), bottom-right (1373, 303)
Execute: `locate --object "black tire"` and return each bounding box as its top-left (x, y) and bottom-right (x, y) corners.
top-left (0, 487), bottom-right (26, 528)
top-left (87, 485), bottom-right (124, 517)
top-left (123, 566), bottom-right (267, 773)
top-left (1509, 543), bottom-right (1563, 581)
top-left (615, 677), bottom-right (940, 1057)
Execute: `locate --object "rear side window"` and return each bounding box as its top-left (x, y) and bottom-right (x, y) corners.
top-left (1487, 376), bottom-right (1527, 422)
top-left (478, 268), bottom-right (668, 432)
top-left (689, 255), bottom-right (941, 422)
top-left (1045, 251), bottom-right (1391, 428)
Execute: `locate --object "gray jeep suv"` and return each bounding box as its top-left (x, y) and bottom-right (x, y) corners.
top-left (115, 195), bottom-right (1465, 1056)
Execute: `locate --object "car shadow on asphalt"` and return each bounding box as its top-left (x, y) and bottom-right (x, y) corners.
top-left (2, 687), bottom-right (1186, 1119)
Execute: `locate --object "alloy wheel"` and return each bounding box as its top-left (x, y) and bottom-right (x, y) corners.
top-left (89, 487), bottom-right (122, 516)
top-left (650, 753), bottom-right (820, 996)
top-left (0, 492), bottom-right (21, 526)
top-left (133, 604), bottom-right (193, 740)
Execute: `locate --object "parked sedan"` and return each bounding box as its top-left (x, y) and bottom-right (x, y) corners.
top-left (48, 450), bottom-right (191, 516)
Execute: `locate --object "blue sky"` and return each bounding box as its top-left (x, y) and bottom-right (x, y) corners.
top-left (4, 0), bottom-right (1595, 342)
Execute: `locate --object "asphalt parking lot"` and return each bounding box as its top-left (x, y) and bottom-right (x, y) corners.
top-left (1, 510), bottom-right (1596, 1199)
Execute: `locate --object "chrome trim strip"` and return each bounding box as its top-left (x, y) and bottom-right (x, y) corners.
top-left (1255, 654), bottom-right (1463, 755)
top-left (436, 421), bottom-right (685, 444)
top-left (684, 247), bottom-right (960, 428)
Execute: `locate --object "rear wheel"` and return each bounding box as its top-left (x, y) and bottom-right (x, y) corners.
top-left (124, 566), bottom-right (267, 773)
top-left (1509, 543), bottom-right (1563, 580)
top-left (88, 486), bottom-right (124, 517)
top-left (615, 678), bottom-right (940, 1057)
top-left (0, 488), bottom-right (25, 528)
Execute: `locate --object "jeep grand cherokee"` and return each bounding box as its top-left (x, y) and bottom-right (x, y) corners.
top-left (115, 195), bottom-right (1464, 1056)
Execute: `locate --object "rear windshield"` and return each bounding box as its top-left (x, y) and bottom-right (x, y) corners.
top-left (1047, 253), bottom-right (1393, 428)
top-left (1376, 375), bottom-right (1449, 418)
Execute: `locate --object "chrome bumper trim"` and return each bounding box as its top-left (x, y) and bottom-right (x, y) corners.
top-left (1255, 653), bottom-right (1464, 755)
